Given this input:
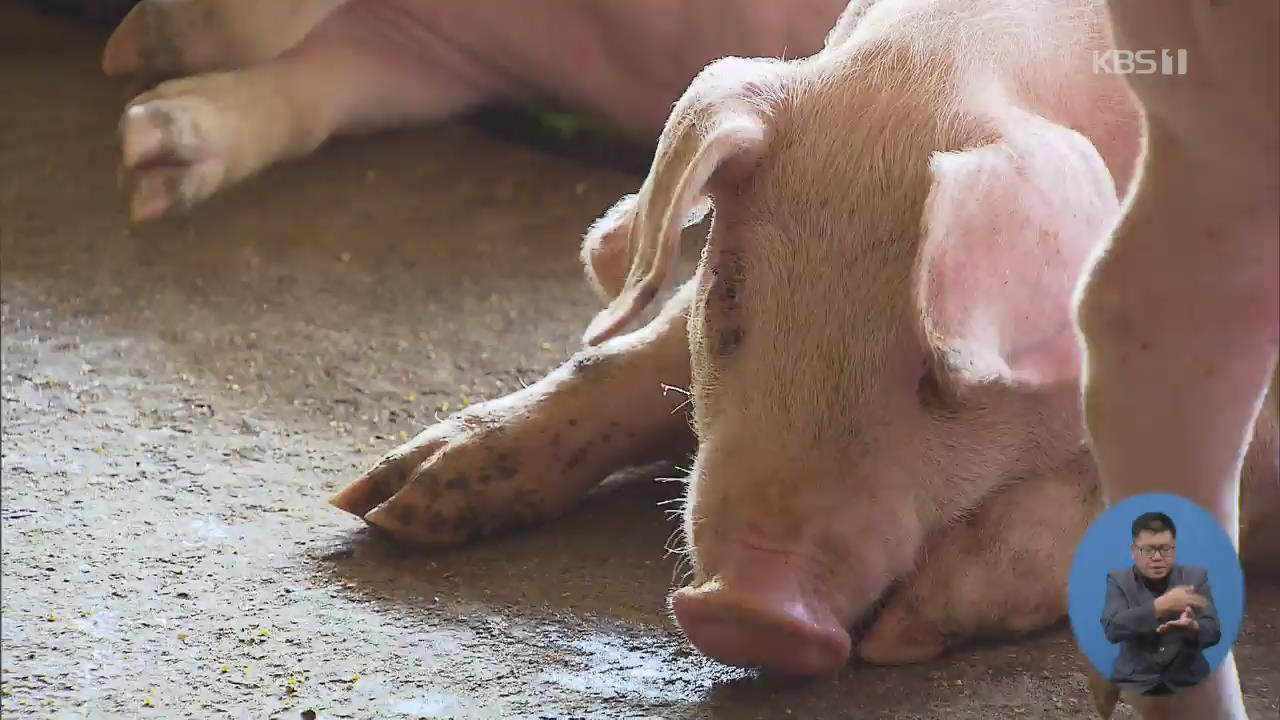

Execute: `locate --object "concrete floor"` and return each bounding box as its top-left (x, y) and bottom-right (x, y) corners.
top-left (2, 6), bottom-right (1277, 720)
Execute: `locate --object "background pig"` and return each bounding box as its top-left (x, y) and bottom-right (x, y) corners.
top-left (101, 0), bottom-right (849, 221)
top-left (1073, 2), bottom-right (1279, 718)
top-left (330, 0), bottom-right (1280, 691)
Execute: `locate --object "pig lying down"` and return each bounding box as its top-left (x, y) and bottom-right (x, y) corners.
top-left (101, 0), bottom-right (849, 221)
top-left (329, 0), bottom-right (1280, 690)
top-left (1071, 2), bottom-right (1279, 717)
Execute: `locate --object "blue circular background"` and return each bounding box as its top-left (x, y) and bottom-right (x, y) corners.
top-left (1067, 492), bottom-right (1244, 679)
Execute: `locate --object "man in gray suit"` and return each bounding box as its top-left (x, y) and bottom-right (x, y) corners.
top-left (1100, 511), bottom-right (1222, 697)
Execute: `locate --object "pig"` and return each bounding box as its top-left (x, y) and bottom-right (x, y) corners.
top-left (329, 0), bottom-right (1280, 697)
top-left (101, 0), bottom-right (849, 221)
top-left (1071, 2), bottom-right (1279, 719)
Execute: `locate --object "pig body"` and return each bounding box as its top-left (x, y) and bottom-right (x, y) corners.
top-left (331, 0), bottom-right (1280, 705)
top-left (1072, 3), bottom-right (1279, 718)
top-left (103, 0), bottom-right (849, 220)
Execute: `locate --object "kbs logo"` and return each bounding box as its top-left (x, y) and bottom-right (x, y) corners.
top-left (1092, 49), bottom-right (1188, 75)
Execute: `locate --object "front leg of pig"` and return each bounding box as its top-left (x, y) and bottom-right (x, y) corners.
top-left (329, 280), bottom-right (697, 547)
top-left (117, 0), bottom-right (507, 221)
top-left (1074, 3), bottom-right (1278, 718)
top-left (857, 452), bottom-right (1100, 665)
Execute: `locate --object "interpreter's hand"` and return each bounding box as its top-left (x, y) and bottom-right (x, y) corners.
top-left (1154, 585), bottom-right (1206, 616)
top-left (1157, 606), bottom-right (1200, 635)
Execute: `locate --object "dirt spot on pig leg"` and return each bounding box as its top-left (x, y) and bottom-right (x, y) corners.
top-left (118, 61), bottom-right (324, 221)
top-left (361, 394), bottom-right (678, 549)
top-left (570, 349), bottom-right (623, 377)
top-left (119, 84), bottom-right (238, 221)
top-left (331, 428), bottom-right (454, 517)
top-left (360, 422), bottom-right (607, 548)
top-left (351, 284), bottom-right (697, 548)
top-left (354, 369), bottom-right (681, 547)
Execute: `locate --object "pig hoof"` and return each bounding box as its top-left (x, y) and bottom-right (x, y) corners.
top-left (117, 79), bottom-right (244, 221)
top-left (330, 407), bottom-right (591, 548)
top-left (855, 604), bottom-right (946, 665)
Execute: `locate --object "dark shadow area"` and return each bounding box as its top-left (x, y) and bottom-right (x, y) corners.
top-left (312, 467), bottom-right (689, 622)
top-left (464, 103), bottom-right (656, 178)
top-left (19, 0), bottom-right (139, 27)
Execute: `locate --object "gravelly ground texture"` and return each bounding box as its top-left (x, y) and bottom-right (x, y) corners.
top-left (2, 6), bottom-right (1277, 720)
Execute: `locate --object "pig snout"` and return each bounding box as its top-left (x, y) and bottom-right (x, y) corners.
top-left (669, 547), bottom-right (852, 675)
top-left (666, 448), bottom-right (920, 676)
top-left (666, 434), bottom-right (932, 676)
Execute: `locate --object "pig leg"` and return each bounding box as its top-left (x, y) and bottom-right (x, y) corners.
top-left (330, 280), bottom-right (697, 547)
top-left (1086, 665), bottom-right (1123, 719)
top-left (1085, 667), bottom-right (1204, 720)
top-left (856, 452), bottom-right (1100, 665)
top-left (1239, 408), bottom-right (1280, 578)
top-left (1074, 3), bottom-right (1278, 718)
top-left (118, 0), bottom-right (510, 221)
top-left (1085, 420), bottom-right (1280, 720)
top-left (102, 0), bottom-right (350, 80)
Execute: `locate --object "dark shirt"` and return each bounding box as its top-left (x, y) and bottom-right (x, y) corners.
top-left (1136, 567), bottom-right (1168, 597)
top-left (1099, 564), bottom-right (1221, 694)
top-left (1136, 567), bottom-right (1174, 693)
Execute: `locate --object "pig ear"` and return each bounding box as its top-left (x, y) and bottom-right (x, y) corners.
top-left (581, 104), bottom-right (765, 346)
top-left (916, 111), bottom-right (1120, 391)
top-left (579, 192), bottom-right (711, 303)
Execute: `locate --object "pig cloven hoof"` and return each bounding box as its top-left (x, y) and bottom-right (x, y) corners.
top-left (328, 470), bottom-right (407, 519)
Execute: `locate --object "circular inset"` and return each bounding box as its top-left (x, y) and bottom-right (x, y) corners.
top-left (1067, 492), bottom-right (1244, 696)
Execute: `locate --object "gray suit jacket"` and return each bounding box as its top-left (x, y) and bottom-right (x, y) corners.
top-left (1100, 564), bottom-right (1221, 693)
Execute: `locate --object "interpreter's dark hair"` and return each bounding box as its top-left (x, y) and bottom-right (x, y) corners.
top-left (1131, 512), bottom-right (1176, 540)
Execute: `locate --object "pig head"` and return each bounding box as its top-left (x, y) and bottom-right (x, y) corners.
top-left (581, 44), bottom-right (1130, 674)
